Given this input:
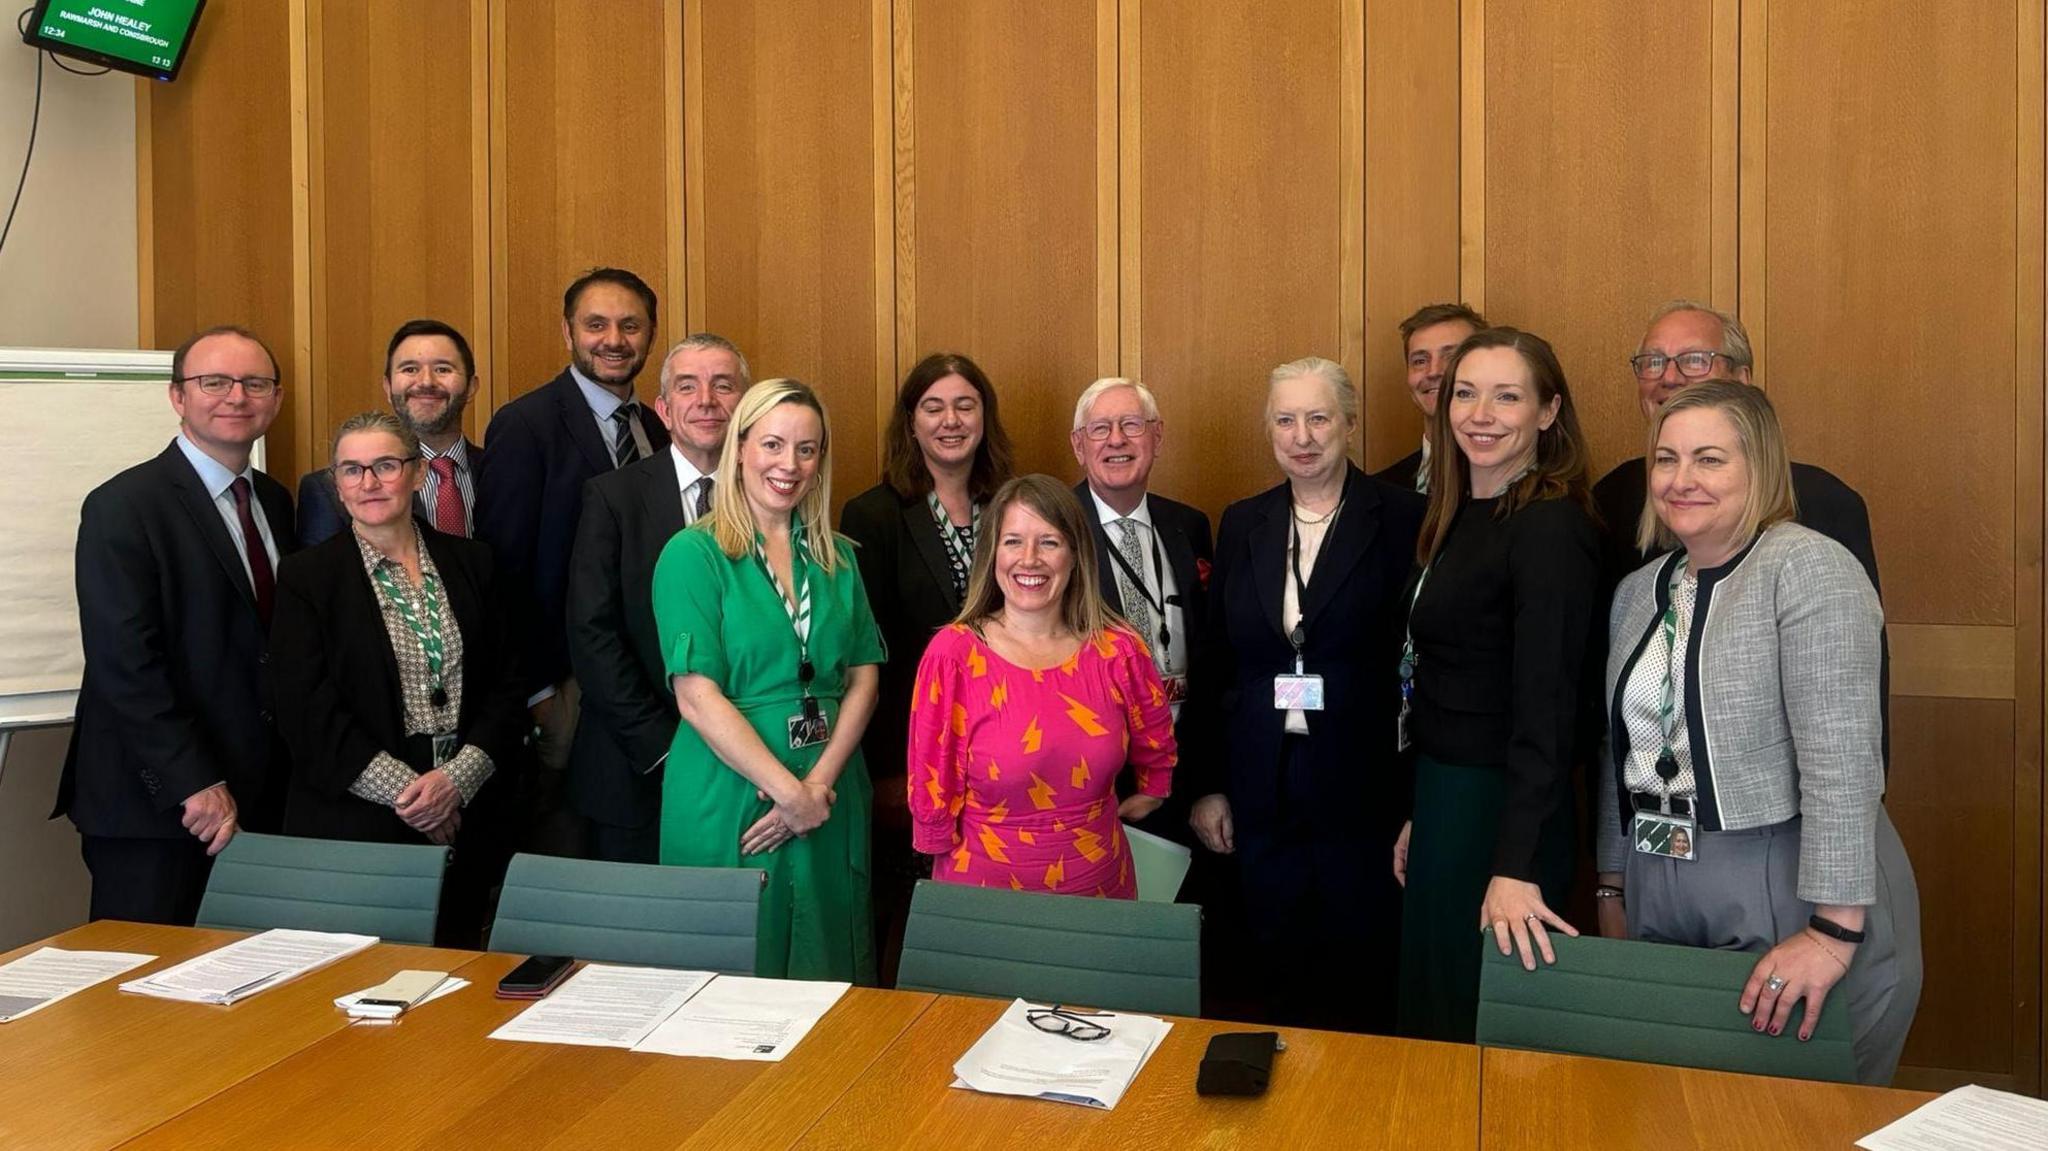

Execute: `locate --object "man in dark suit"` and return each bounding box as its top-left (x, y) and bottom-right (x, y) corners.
top-left (1370, 302), bottom-right (1486, 493)
top-left (473, 267), bottom-right (670, 856)
top-left (1592, 299), bottom-right (1888, 765)
top-left (58, 325), bottom-right (297, 924)
top-left (297, 319), bottom-right (485, 547)
top-left (566, 334), bottom-right (747, 863)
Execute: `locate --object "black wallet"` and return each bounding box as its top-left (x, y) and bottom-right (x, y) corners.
top-left (1196, 1030), bottom-right (1280, 1096)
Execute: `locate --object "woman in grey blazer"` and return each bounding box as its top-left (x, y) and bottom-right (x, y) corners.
top-left (1596, 381), bottom-right (1921, 1085)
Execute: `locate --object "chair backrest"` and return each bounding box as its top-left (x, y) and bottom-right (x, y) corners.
top-left (486, 854), bottom-right (764, 973)
top-left (1477, 933), bottom-right (1858, 1083)
top-left (195, 832), bottom-right (449, 945)
top-left (897, 880), bottom-right (1201, 1016)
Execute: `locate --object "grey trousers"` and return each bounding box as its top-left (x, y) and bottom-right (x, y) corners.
top-left (1624, 811), bottom-right (1923, 1085)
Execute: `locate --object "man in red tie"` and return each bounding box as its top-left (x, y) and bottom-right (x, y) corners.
top-left (60, 326), bottom-right (298, 924)
top-left (294, 319), bottom-right (483, 546)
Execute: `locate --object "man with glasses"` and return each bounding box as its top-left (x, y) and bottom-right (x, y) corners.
top-left (295, 319), bottom-right (486, 547)
top-left (58, 326), bottom-right (297, 925)
top-left (565, 334), bottom-right (747, 863)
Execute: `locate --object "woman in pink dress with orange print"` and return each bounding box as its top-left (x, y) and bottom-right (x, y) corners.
top-left (906, 474), bottom-right (1177, 897)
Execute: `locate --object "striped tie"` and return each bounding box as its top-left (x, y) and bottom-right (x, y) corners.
top-left (612, 407), bottom-right (642, 468)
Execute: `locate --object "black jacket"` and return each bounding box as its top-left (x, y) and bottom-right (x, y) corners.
top-left (59, 442), bottom-right (297, 838)
top-left (267, 527), bottom-right (529, 843)
top-left (839, 482), bottom-right (967, 789)
top-left (472, 370), bottom-right (669, 695)
top-left (1187, 465), bottom-right (1424, 839)
top-left (564, 453), bottom-right (692, 830)
top-left (1370, 447), bottom-right (1426, 492)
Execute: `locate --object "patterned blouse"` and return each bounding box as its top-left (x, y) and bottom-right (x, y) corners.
top-left (1620, 564), bottom-right (1699, 800)
top-left (348, 525), bottom-right (493, 807)
top-left (906, 623), bottom-right (1176, 898)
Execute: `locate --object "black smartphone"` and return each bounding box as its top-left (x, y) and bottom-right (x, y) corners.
top-left (1196, 1030), bottom-right (1281, 1096)
top-left (495, 955), bottom-right (574, 999)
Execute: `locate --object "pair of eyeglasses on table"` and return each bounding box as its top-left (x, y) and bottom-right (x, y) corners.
top-left (1025, 1004), bottom-right (1114, 1042)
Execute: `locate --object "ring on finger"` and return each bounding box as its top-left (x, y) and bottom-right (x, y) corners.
top-left (1765, 974), bottom-right (1787, 993)
top-left (1524, 913), bottom-right (1540, 923)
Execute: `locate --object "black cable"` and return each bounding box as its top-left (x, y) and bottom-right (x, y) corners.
top-left (0, 8), bottom-right (44, 261)
top-left (50, 53), bottom-right (111, 77)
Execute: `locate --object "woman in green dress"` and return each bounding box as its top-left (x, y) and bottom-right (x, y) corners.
top-left (652, 378), bottom-right (886, 982)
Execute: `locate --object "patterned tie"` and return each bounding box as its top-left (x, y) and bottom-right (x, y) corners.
top-left (612, 406), bottom-right (642, 468)
top-left (693, 476), bottom-right (715, 520)
top-left (228, 476), bottom-right (274, 626)
top-left (429, 456), bottom-right (466, 536)
top-left (1115, 518), bottom-right (1153, 644)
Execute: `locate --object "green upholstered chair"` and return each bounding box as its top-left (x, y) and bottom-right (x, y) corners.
top-left (194, 832), bottom-right (449, 945)
top-left (896, 879), bottom-right (1201, 1016)
top-left (1477, 933), bottom-right (1858, 1083)
top-left (486, 854), bottom-right (764, 973)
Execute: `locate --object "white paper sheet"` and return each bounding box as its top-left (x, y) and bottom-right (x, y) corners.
top-left (633, 976), bottom-right (849, 1061)
top-left (334, 976), bottom-right (470, 1020)
top-left (1857, 1084), bottom-right (2048, 1151)
top-left (1122, 822), bottom-right (1193, 903)
top-left (0, 948), bottom-right (156, 1022)
top-left (951, 998), bottom-right (1172, 1110)
top-left (120, 930), bottom-right (377, 1005)
top-left (487, 964), bottom-right (713, 1049)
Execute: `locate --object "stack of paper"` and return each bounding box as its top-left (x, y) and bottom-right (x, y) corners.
top-left (952, 998), bottom-right (1173, 1109)
top-left (0, 948), bottom-right (156, 1023)
top-left (335, 976), bottom-right (470, 1021)
top-left (636, 975), bottom-right (849, 1061)
top-left (488, 965), bottom-right (715, 1049)
top-left (1858, 1084), bottom-right (2048, 1151)
top-left (120, 929), bottom-right (377, 1005)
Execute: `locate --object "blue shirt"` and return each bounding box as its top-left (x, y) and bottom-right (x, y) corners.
top-left (174, 434), bottom-right (280, 586)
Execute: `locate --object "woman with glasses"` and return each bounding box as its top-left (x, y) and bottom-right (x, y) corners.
top-left (655, 380), bottom-right (886, 982)
top-left (1184, 358), bottom-right (1423, 1033)
top-left (906, 474), bottom-right (1176, 898)
top-left (839, 352), bottom-right (1014, 981)
top-left (268, 411), bottom-right (529, 947)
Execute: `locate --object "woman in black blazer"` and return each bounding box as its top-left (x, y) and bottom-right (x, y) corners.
top-left (838, 352), bottom-right (1014, 984)
top-left (1186, 356), bottom-right (1424, 1034)
top-left (269, 411), bottom-right (528, 947)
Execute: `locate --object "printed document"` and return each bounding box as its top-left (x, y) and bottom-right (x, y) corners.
top-left (0, 948), bottom-right (155, 1022)
top-left (634, 976), bottom-right (849, 1061)
top-left (952, 998), bottom-right (1172, 1109)
top-left (488, 964), bottom-right (713, 1048)
top-left (1858, 1084), bottom-right (2048, 1151)
top-left (120, 930), bottom-right (376, 1005)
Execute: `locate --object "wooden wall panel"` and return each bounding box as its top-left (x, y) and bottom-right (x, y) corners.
top-left (900, 0), bottom-right (1102, 480)
top-left (309, 0), bottom-right (481, 462)
top-left (1762, 1), bottom-right (2017, 628)
top-left (692, 0), bottom-right (881, 515)
top-left (1479, 0), bottom-right (1721, 481)
top-left (1362, 0), bottom-right (1461, 474)
top-left (1136, 0), bottom-right (1343, 517)
top-left (494, 0), bottom-right (671, 402)
top-left (148, 1), bottom-right (299, 478)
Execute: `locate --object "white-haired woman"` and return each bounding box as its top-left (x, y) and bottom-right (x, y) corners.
top-left (653, 379), bottom-right (886, 983)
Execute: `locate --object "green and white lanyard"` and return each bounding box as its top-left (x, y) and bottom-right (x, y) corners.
top-left (752, 526), bottom-right (817, 694)
top-left (370, 560), bottom-right (450, 711)
top-left (1652, 555), bottom-right (1690, 785)
top-left (926, 492), bottom-right (979, 599)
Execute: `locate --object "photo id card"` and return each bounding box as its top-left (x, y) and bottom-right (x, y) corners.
top-left (1632, 810), bottom-right (1698, 861)
top-left (1273, 673), bottom-right (1325, 711)
top-left (432, 733), bottom-right (459, 769)
top-left (787, 710), bottom-right (830, 750)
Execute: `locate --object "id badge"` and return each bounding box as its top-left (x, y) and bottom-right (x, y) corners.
top-left (1161, 674), bottom-right (1188, 704)
top-left (431, 733), bottom-right (459, 768)
top-left (1396, 699), bottom-right (1412, 753)
top-left (1632, 810), bottom-right (1698, 861)
top-left (1273, 674), bottom-right (1325, 711)
top-left (787, 699), bottom-right (830, 750)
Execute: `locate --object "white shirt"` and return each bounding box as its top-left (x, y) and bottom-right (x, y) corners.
top-left (670, 445), bottom-right (714, 525)
top-left (174, 433), bottom-right (280, 587)
top-left (1281, 506), bottom-right (1334, 735)
top-left (1089, 488), bottom-right (1185, 679)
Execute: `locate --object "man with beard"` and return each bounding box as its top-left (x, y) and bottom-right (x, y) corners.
top-left (296, 318), bottom-right (483, 546)
top-left (474, 267), bottom-right (669, 856)
top-left (566, 334), bottom-right (747, 862)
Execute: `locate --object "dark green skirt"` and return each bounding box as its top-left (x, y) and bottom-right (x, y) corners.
top-left (1396, 754), bottom-right (1572, 1043)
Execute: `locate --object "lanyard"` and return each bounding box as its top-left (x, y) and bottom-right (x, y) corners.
top-left (1286, 500), bottom-right (1342, 669)
top-left (752, 527), bottom-right (816, 696)
top-left (1654, 555), bottom-right (1691, 782)
top-left (1104, 515), bottom-right (1174, 661)
top-left (1397, 564), bottom-right (1431, 703)
top-left (927, 492), bottom-right (979, 568)
top-left (370, 560), bottom-right (450, 709)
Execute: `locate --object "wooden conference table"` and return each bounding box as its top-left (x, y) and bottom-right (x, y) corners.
top-left (0, 921), bottom-right (1936, 1149)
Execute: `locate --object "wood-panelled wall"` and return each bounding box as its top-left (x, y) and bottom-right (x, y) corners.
top-left (142, 0), bottom-right (2045, 1092)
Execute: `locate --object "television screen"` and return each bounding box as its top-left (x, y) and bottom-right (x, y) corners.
top-left (21, 0), bottom-right (208, 82)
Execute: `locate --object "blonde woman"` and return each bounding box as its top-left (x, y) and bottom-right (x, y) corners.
top-left (652, 379), bottom-right (886, 982)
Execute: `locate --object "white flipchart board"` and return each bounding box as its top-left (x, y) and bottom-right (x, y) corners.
top-left (0, 347), bottom-right (266, 733)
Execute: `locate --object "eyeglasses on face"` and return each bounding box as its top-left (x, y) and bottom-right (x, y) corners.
top-left (1080, 416), bottom-right (1156, 442)
top-left (331, 456), bottom-right (418, 485)
top-left (1627, 350), bottom-right (1728, 381)
top-left (178, 373), bottom-right (282, 397)
top-left (1025, 1005), bottom-right (1114, 1041)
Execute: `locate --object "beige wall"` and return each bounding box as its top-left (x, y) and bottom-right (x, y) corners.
top-left (0, 38), bottom-right (135, 946)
